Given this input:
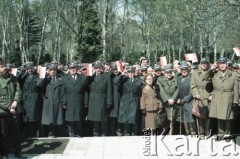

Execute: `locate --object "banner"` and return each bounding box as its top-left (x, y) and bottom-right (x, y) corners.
top-left (11, 68), bottom-right (18, 76)
top-left (38, 66), bottom-right (46, 78)
top-left (184, 53), bottom-right (198, 63)
top-left (160, 56), bottom-right (167, 67)
top-left (86, 63), bottom-right (93, 76)
top-left (233, 47), bottom-right (240, 57)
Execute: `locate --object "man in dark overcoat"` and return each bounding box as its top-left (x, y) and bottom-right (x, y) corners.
top-left (38, 63), bottom-right (65, 137)
top-left (118, 66), bottom-right (142, 136)
top-left (62, 62), bottom-right (88, 137)
top-left (87, 63), bottom-right (113, 136)
top-left (17, 62), bottom-right (42, 138)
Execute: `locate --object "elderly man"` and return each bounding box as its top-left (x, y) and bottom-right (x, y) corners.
top-left (62, 62), bottom-right (88, 137)
top-left (209, 57), bottom-right (239, 140)
top-left (190, 58), bottom-right (214, 138)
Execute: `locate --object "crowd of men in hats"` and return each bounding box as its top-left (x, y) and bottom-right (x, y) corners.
top-left (0, 56), bottom-right (240, 158)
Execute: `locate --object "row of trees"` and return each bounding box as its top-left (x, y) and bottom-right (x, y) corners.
top-left (0, 0), bottom-right (240, 66)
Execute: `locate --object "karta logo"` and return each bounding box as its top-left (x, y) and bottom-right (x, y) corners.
top-left (142, 128), bottom-right (239, 157)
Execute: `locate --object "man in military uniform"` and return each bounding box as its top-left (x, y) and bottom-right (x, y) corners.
top-left (62, 62), bottom-right (88, 137)
top-left (87, 63), bottom-right (113, 136)
top-left (0, 58), bottom-right (22, 158)
top-left (157, 64), bottom-right (179, 135)
top-left (209, 57), bottom-right (239, 140)
top-left (190, 58), bottom-right (214, 137)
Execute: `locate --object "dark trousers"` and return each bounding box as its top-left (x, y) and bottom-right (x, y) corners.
top-left (9, 114), bottom-right (22, 155)
top-left (217, 119), bottom-right (231, 137)
top-left (67, 121), bottom-right (82, 137)
top-left (123, 123), bottom-right (137, 136)
top-left (108, 117), bottom-right (117, 136)
top-left (93, 121), bottom-right (107, 136)
top-left (116, 123), bottom-right (124, 136)
top-left (0, 115), bottom-right (10, 155)
top-left (24, 121), bottom-right (40, 138)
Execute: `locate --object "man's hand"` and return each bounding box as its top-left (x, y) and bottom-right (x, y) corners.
top-left (11, 101), bottom-right (17, 109)
top-left (194, 95), bottom-right (201, 100)
top-left (168, 99), bottom-right (175, 105)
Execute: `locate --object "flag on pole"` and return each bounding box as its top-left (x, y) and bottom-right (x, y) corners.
top-left (160, 56), bottom-right (167, 67)
top-left (38, 66), bottom-right (46, 78)
top-left (11, 68), bottom-right (18, 76)
top-left (116, 60), bottom-right (124, 72)
top-left (86, 63), bottom-right (93, 76)
top-left (233, 47), bottom-right (240, 57)
top-left (184, 53), bottom-right (198, 63)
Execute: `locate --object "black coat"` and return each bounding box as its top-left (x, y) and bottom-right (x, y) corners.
top-left (88, 72), bottom-right (113, 122)
top-left (18, 72), bottom-right (42, 122)
top-left (118, 77), bottom-right (142, 124)
top-left (38, 76), bottom-right (65, 125)
top-left (110, 74), bottom-right (122, 118)
top-left (62, 74), bottom-right (87, 121)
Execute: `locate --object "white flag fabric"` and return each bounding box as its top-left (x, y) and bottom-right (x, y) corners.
top-left (184, 53), bottom-right (198, 63)
top-left (38, 66), bottom-right (46, 78)
top-left (233, 47), bottom-right (240, 57)
top-left (160, 56), bottom-right (167, 67)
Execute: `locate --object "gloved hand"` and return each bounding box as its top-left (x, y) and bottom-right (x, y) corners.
top-left (179, 99), bottom-right (186, 105)
top-left (107, 104), bottom-right (112, 110)
top-left (142, 109), bottom-right (146, 116)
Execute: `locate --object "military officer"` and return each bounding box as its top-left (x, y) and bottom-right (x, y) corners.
top-left (62, 62), bottom-right (88, 137)
top-left (209, 57), bottom-right (239, 140)
top-left (87, 62), bottom-right (113, 136)
top-left (190, 58), bottom-right (214, 137)
top-left (157, 64), bottom-right (179, 135)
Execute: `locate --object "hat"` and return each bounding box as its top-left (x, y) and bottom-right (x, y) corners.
top-left (217, 56), bottom-right (227, 63)
top-left (126, 66), bottom-right (135, 72)
top-left (227, 60), bottom-right (232, 65)
top-left (23, 62), bottom-right (34, 69)
top-left (6, 63), bottom-right (15, 69)
top-left (232, 63), bottom-right (239, 69)
top-left (0, 58), bottom-right (5, 66)
top-left (68, 62), bottom-right (78, 69)
top-left (179, 61), bottom-right (189, 69)
top-left (200, 58), bottom-right (210, 63)
top-left (110, 63), bottom-right (117, 70)
top-left (164, 64), bottom-right (173, 72)
top-left (153, 64), bottom-right (161, 71)
top-left (48, 63), bottom-right (58, 69)
top-left (93, 61), bottom-right (103, 68)
top-left (140, 65), bottom-right (148, 71)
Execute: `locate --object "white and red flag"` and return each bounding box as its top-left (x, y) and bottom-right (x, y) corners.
top-left (233, 47), bottom-right (240, 57)
top-left (86, 63), bottom-right (93, 76)
top-left (160, 56), bottom-right (167, 67)
top-left (116, 60), bottom-right (124, 72)
top-left (11, 68), bottom-right (18, 76)
top-left (184, 53), bottom-right (198, 63)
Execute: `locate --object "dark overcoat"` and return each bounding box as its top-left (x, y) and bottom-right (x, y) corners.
top-left (38, 76), bottom-right (65, 125)
top-left (88, 72), bottom-right (113, 122)
top-left (18, 72), bottom-right (42, 122)
top-left (62, 74), bottom-right (87, 121)
top-left (110, 74), bottom-right (122, 118)
top-left (118, 77), bottom-right (142, 124)
top-left (176, 74), bottom-right (194, 123)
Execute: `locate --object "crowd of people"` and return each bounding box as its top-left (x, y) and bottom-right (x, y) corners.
top-left (0, 56), bottom-right (240, 158)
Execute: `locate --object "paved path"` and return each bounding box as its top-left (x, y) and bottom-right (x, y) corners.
top-left (7, 135), bottom-right (240, 159)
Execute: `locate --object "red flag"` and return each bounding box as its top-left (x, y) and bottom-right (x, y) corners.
top-left (184, 53), bottom-right (198, 63)
top-left (116, 60), bottom-right (124, 72)
top-left (233, 47), bottom-right (240, 57)
top-left (86, 63), bottom-right (93, 76)
top-left (160, 56), bottom-right (167, 67)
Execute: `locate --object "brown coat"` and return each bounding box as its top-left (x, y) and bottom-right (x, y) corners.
top-left (209, 69), bottom-right (239, 120)
top-left (140, 85), bottom-right (162, 129)
top-left (190, 68), bottom-right (213, 107)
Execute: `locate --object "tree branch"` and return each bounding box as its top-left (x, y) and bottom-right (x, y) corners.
top-left (60, 12), bottom-right (78, 35)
